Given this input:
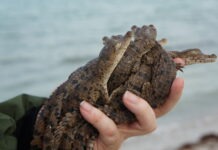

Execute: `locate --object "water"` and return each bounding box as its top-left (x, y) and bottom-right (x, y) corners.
top-left (0, 0), bottom-right (218, 149)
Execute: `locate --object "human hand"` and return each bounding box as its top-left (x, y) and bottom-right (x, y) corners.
top-left (79, 58), bottom-right (184, 150)
top-left (79, 91), bottom-right (157, 150)
top-left (79, 80), bottom-right (184, 150)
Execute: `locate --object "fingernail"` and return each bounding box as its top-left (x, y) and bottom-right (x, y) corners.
top-left (123, 91), bottom-right (139, 103)
top-left (80, 101), bottom-right (93, 112)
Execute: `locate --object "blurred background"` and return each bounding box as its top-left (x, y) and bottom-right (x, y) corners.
top-left (0, 0), bottom-right (217, 149)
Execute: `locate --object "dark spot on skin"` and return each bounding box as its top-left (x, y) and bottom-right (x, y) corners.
top-left (96, 98), bottom-right (105, 106)
top-left (74, 84), bottom-right (80, 91)
top-left (71, 80), bottom-right (78, 84)
top-left (138, 71), bottom-right (146, 78)
top-left (47, 105), bottom-right (52, 110)
top-left (75, 134), bottom-right (83, 141)
top-left (83, 86), bottom-right (88, 91)
top-left (63, 133), bottom-right (68, 140)
top-left (43, 136), bottom-right (50, 144)
top-left (131, 84), bottom-right (141, 92)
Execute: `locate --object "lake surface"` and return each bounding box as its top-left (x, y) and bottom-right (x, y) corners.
top-left (0, 0), bottom-right (218, 149)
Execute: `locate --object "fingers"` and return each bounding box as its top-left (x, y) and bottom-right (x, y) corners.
top-left (79, 101), bottom-right (120, 144)
top-left (80, 94), bottom-right (157, 145)
top-left (121, 91), bottom-right (156, 137)
top-left (154, 77), bottom-right (184, 117)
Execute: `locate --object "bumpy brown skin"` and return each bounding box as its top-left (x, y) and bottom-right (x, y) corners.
top-left (106, 41), bottom-right (177, 123)
top-left (108, 25), bottom-right (157, 94)
top-left (31, 31), bottom-right (133, 150)
top-left (31, 24), bottom-right (217, 150)
top-left (106, 44), bottom-right (217, 124)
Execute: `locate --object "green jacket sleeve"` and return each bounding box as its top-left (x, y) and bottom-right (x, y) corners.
top-left (0, 94), bottom-right (46, 150)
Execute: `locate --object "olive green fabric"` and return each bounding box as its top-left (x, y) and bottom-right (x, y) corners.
top-left (0, 94), bottom-right (46, 150)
